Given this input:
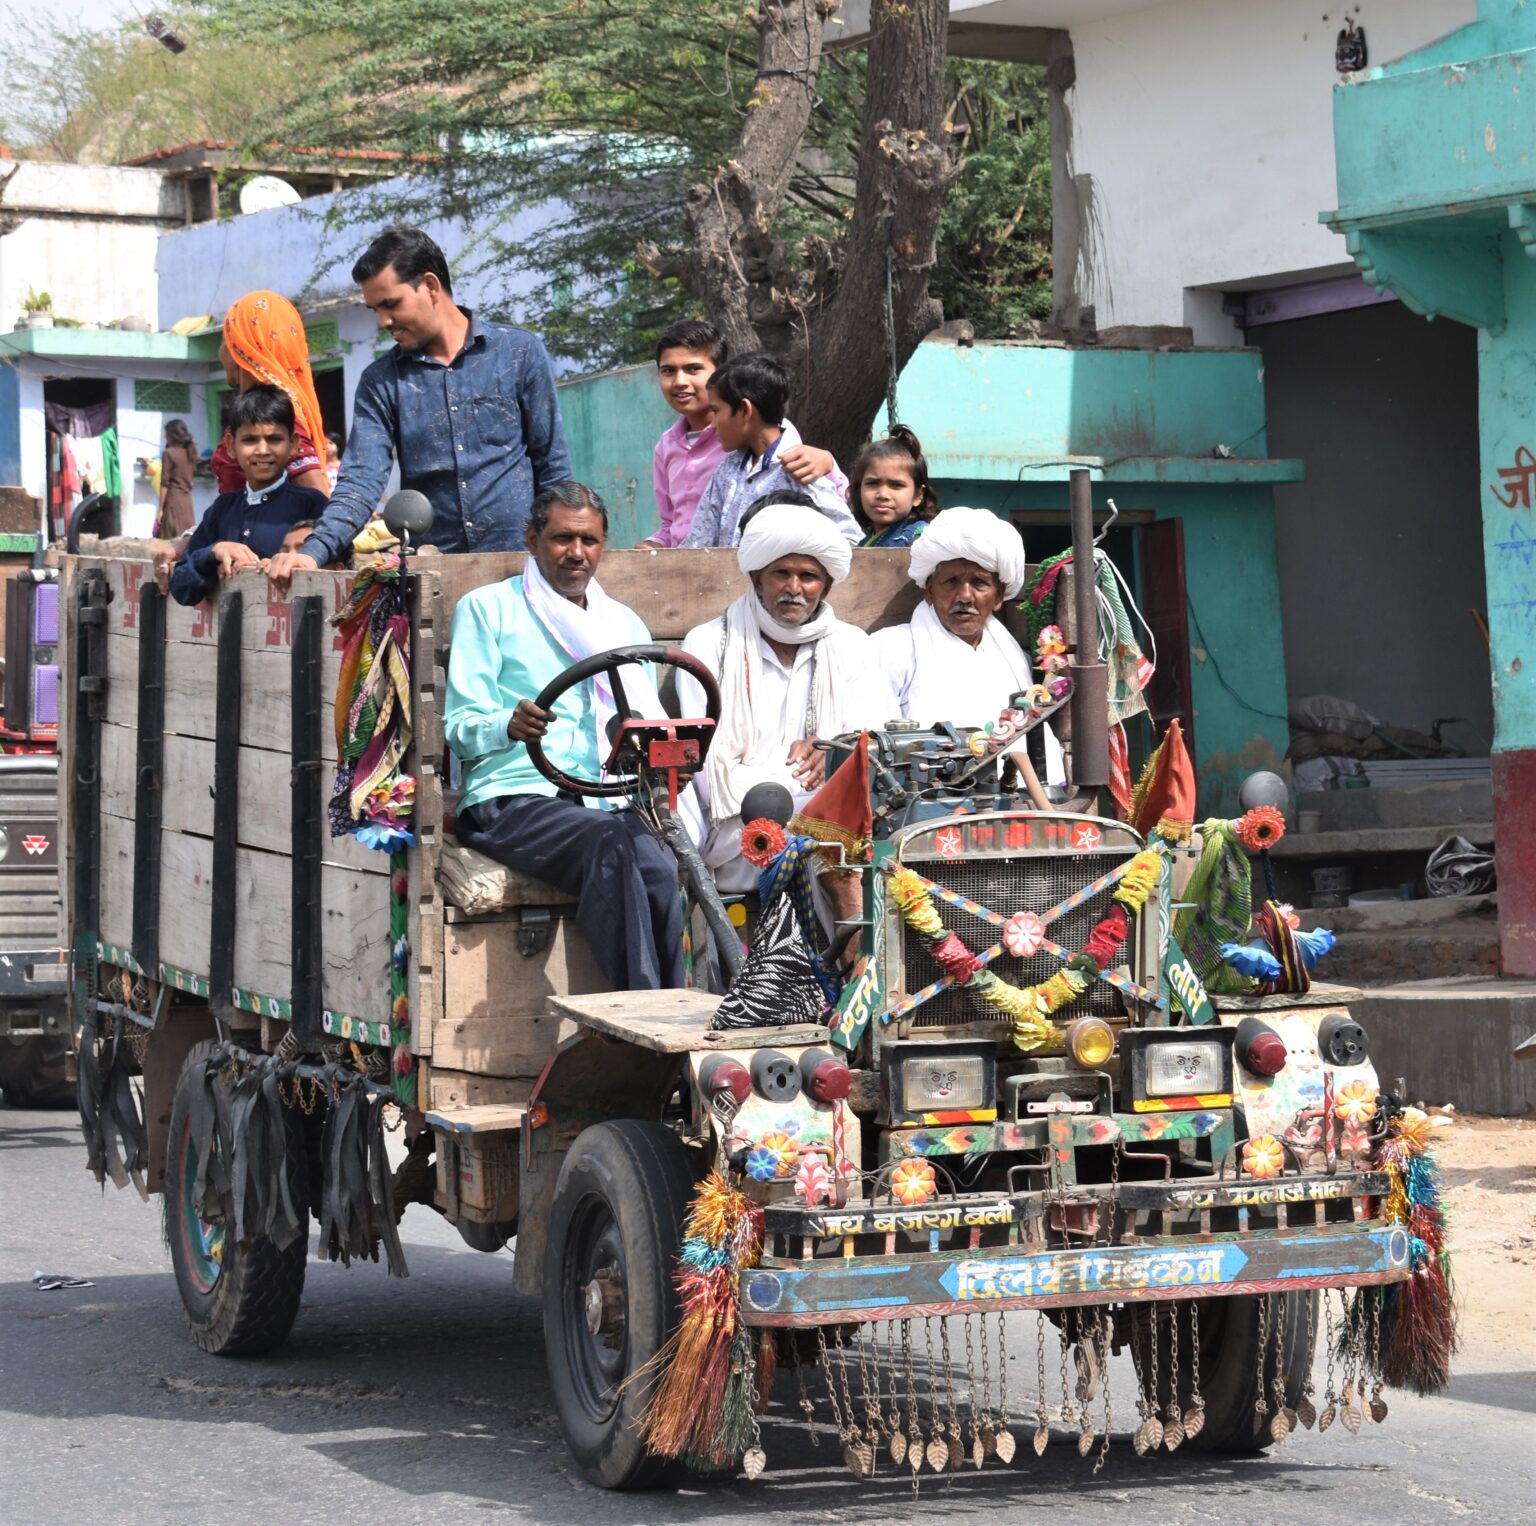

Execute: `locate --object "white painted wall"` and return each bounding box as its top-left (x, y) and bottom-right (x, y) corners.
top-left (155, 173), bottom-right (577, 368)
top-left (0, 161), bottom-right (178, 329)
top-left (1060, 0), bottom-right (1477, 340)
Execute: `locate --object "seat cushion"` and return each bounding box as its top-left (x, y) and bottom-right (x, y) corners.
top-left (440, 836), bottom-right (577, 915)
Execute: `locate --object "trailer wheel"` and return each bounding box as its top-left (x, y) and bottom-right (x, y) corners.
top-left (164, 1040), bottom-right (307, 1356)
top-left (543, 1120), bottom-right (699, 1490)
top-left (1134, 1292), bottom-right (1316, 1453)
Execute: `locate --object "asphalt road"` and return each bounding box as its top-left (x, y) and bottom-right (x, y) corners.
top-left (2, 1100), bottom-right (1531, 1525)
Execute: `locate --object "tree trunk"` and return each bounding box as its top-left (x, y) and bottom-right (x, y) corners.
top-left (638, 0), bottom-right (955, 468)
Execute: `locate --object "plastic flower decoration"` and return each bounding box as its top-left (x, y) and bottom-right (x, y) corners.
top-left (1003, 911), bottom-right (1047, 959)
top-left (1235, 805), bottom-right (1286, 852)
top-left (1038, 624), bottom-right (1067, 658)
top-left (1242, 1134), bottom-right (1286, 1180)
top-left (741, 817), bottom-right (788, 868)
top-left (890, 1158), bottom-right (938, 1206)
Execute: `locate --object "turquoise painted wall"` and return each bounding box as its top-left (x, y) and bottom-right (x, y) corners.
top-left (1481, 232), bottom-right (1536, 752)
top-left (556, 340), bottom-right (1297, 813)
top-left (558, 362), bottom-right (673, 549)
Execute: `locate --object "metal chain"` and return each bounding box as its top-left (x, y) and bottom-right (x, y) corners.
top-left (1254, 1296), bottom-right (1271, 1419)
top-left (797, 1344), bottom-right (820, 1446)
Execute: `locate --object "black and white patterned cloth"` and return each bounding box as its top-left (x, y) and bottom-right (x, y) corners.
top-left (710, 895), bottom-right (827, 1031)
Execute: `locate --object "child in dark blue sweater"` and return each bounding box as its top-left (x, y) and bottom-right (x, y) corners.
top-left (170, 385), bottom-right (329, 606)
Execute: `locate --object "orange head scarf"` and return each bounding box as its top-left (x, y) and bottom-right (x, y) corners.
top-left (222, 291), bottom-right (327, 466)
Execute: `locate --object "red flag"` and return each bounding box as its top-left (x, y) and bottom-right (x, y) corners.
top-left (791, 732), bottom-right (874, 859)
top-left (1129, 717), bottom-right (1196, 842)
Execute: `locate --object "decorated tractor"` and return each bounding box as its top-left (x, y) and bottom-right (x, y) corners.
top-left (58, 488), bottom-right (1454, 1494)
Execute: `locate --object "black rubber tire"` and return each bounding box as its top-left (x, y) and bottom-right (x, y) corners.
top-left (1135, 1292), bottom-right (1316, 1453)
top-left (0, 1033), bottom-right (73, 1107)
top-left (164, 1040), bottom-right (308, 1356)
top-left (542, 1120), bottom-right (699, 1490)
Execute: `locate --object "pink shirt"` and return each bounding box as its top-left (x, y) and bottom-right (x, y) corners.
top-left (649, 415), bottom-right (851, 548)
top-left (650, 417), bottom-right (726, 547)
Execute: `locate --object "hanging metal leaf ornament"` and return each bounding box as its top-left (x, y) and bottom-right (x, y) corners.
top-left (889, 1429), bottom-right (907, 1465)
top-left (1183, 1404), bottom-right (1206, 1440)
top-left (1077, 1422), bottom-right (1096, 1457)
top-left (1283, 1406), bottom-right (1298, 1433)
top-left (994, 1426), bottom-right (1016, 1464)
top-left (1318, 1402), bottom-right (1337, 1433)
top-left (979, 1419), bottom-right (996, 1457)
top-left (972, 1434), bottom-right (986, 1468)
top-left (909, 1426), bottom-right (924, 1473)
top-left (742, 1447), bottom-right (767, 1480)
top-left (1132, 1419), bottom-right (1152, 1456)
top-left (1163, 1416), bottom-right (1185, 1452)
top-left (1369, 1394), bottom-right (1389, 1424)
top-left (842, 1440), bottom-right (859, 1476)
top-left (851, 1439), bottom-right (875, 1477)
top-left (926, 1435), bottom-right (950, 1472)
top-left (1342, 1404), bottom-right (1362, 1435)
top-left (1296, 1396), bottom-right (1317, 1430)
top-left (1032, 1421), bottom-right (1050, 1457)
top-left (1144, 1415), bottom-right (1164, 1451)
top-left (1269, 1410), bottom-right (1292, 1444)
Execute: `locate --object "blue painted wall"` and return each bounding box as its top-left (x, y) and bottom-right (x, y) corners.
top-left (0, 360), bottom-right (19, 485)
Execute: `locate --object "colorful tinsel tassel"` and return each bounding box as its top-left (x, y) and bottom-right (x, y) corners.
top-left (1355, 1106), bottom-right (1459, 1395)
top-left (636, 1172), bottom-right (768, 1468)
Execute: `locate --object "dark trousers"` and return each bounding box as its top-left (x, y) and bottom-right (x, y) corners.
top-left (458, 795), bottom-right (685, 991)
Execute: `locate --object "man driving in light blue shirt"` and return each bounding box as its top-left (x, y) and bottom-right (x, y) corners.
top-left (444, 481), bottom-right (684, 991)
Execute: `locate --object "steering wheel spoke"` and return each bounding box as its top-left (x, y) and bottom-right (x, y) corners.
top-left (524, 643), bottom-right (722, 799)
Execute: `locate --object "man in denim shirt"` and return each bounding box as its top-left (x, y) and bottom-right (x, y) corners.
top-left (267, 226), bottom-right (572, 588)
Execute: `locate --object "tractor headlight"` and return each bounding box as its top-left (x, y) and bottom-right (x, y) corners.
top-left (1065, 1017), bottom-right (1116, 1070)
top-left (886, 1040), bottom-right (996, 1124)
top-left (1120, 1027), bottom-right (1235, 1113)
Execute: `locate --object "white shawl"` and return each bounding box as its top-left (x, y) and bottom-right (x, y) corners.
top-left (522, 557), bottom-right (663, 757)
top-left (704, 591), bottom-right (882, 822)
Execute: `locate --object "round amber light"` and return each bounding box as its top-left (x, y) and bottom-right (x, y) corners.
top-left (1066, 1017), bottom-right (1115, 1069)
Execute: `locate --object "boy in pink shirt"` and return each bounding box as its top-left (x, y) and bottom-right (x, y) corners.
top-left (643, 319), bottom-right (845, 547)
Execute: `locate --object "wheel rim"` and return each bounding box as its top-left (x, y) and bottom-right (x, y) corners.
top-left (560, 1191), bottom-right (631, 1422)
top-left (179, 1124), bottom-right (226, 1293)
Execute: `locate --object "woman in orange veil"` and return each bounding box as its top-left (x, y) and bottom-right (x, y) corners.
top-left (209, 290), bottom-right (331, 496)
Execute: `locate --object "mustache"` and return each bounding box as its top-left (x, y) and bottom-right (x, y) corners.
top-left (775, 593), bottom-right (809, 608)
top-left (949, 602), bottom-right (981, 617)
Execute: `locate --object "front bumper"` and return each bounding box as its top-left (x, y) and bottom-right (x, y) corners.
top-left (745, 1170), bottom-right (1407, 1326)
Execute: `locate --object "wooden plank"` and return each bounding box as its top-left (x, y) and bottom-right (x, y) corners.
top-left (104, 815), bottom-right (392, 1021)
top-left (428, 1069), bottom-right (534, 1110)
top-left (409, 571), bottom-right (446, 1057)
top-left (547, 988), bottom-right (828, 1054)
top-left (98, 807), bottom-right (136, 953)
top-left (100, 723), bottom-right (384, 874)
top-left (438, 913), bottom-right (601, 1075)
top-left (425, 1103), bottom-right (527, 1136)
top-left (419, 547), bottom-right (925, 640)
top-left (430, 1012), bottom-right (575, 1079)
top-left (109, 632), bottom-right (341, 760)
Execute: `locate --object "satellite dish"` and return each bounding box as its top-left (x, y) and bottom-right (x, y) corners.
top-left (238, 175), bottom-right (302, 215)
top-left (383, 490), bottom-right (434, 541)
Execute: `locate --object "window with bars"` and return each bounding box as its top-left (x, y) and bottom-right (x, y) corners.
top-left (306, 319), bottom-right (340, 354)
top-left (134, 378), bottom-right (192, 413)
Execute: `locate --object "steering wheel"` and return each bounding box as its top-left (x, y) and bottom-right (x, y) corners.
top-left (526, 643), bottom-right (722, 798)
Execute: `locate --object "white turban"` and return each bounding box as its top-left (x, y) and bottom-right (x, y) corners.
top-left (736, 502), bottom-right (853, 584)
top-left (908, 506), bottom-right (1027, 600)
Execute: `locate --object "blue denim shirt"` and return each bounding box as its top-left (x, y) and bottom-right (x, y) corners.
top-left (301, 311), bottom-right (573, 565)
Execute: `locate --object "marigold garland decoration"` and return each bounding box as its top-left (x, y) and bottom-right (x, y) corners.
top-left (1235, 805), bottom-right (1286, 852)
top-left (1112, 850), bottom-right (1162, 913)
top-left (637, 1173), bottom-right (768, 1468)
top-left (741, 817), bottom-right (788, 868)
top-left (889, 868), bottom-right (1129, 1052)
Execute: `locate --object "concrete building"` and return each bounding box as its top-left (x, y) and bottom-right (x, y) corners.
top-left (0, 159), bottom-right (182, 331)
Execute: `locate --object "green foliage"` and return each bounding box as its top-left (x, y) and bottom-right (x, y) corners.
top-left (10, 1), bottom-right (1050, 362)
top-left (932, 61), bottom-right (1054, 336)
top-left (0, 8), bottom-right (336, 165)
top-left (22, 288), bottom-right (52, 311)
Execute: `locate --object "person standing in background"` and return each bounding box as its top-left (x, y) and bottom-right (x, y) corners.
top-left (155, 418), bottom-right (198, 539)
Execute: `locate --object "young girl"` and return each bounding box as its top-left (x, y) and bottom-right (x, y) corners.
top-left (850, 425), bottom-right (937, 547)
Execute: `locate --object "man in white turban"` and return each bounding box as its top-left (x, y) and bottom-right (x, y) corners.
top-left (874, 505), bottom-right (1064, 778)
top-left (677, 493), bottom-right (898, 891)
